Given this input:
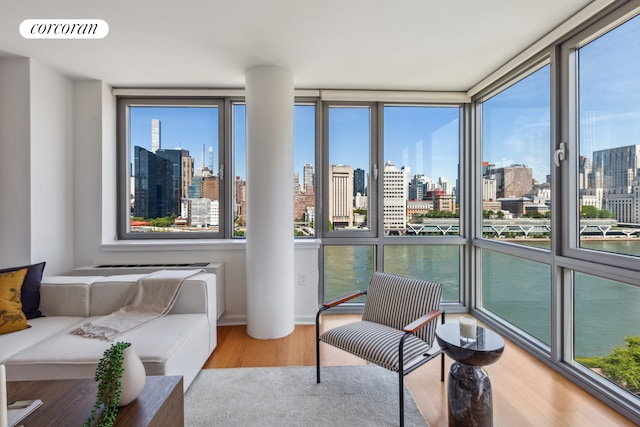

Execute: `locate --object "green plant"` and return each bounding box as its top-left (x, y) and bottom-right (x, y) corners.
top-left (84, 342), bottom-right (131, 427)
top-left (577, 336), bottom-right (640, 395)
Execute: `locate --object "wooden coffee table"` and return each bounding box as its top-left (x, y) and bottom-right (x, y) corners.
top-left (7, 375), bottom-right (183, 427)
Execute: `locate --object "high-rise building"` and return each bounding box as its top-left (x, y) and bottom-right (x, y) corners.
top-left (202, 176), bottom-right (219, 201)
top-left (329, 165), bottom-right (354, 228)
top-left (492, 164), bottom-right (533, 198)
top-left (151, 119), bottom-right (161, 153)
top-left (133, 146), bottom-right (175, 219)
top-left (303, 163), bottom-right (314, 192)
top-left (182, 152), bottom-right (194, 201)
top-left (583, 144), bottom-right (640, 222)
top-left (156, 149), bottom-right (185, 215)
top-left (383, 161), bottom-right (406, 234)
top-left (353, 168), bottom-right (365, 196)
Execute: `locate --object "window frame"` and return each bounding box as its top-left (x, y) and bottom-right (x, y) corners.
top-left (320, 100), bottom-right (467, 308)
top-left (116, 96), bottom-right (227, 240)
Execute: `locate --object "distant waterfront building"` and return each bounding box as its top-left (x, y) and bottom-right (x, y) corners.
top-left (407, 200), bottom-right (431, 219)
top-left (353, 168), bottom-right (365, 196)
top-left (438, 176), bottom-right (452, 195)
top-left (482, 200), bottom-right (502, 213)
top-left (185, 198), bottom-right (211, 226)
top-left (303, 163), bottom-right (314, 192)
top-left (492, 164), bottom-right (533, 198)
top-left (235, 176), bottom-right (246, 223)
top-left (201, 175), bottom-right (219, 201)
top-left (329, 165), bottom-right (354, 228)
top-left (383, 161), bottom-right (407, 233)
top-left (582, 144), bottom-right (640, 223)
top-left (482, 176), bottom-right (497, 201)
top-left (497, 196), bottom-right (531, 217)
top-left (188, 176), bottom-right (203, 198)
top-left (134, 146), bottom-right (177, 218)
top-left (152, 149), bottom-right (188, 215)
top-left (294, 185), bottom-right (315, 221)
top-left (181, 154), bottom-right (194, 202)
top-left (151, 119), bottom-right (161, 153)
top-left (425, 189), bottom-right (456, 213)
top-left (354, 193), bottom-right (368, 210)
top-left (210, 200), bottom-right (219, 226)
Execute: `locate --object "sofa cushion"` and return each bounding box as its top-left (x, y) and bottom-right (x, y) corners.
top-left (5, 313), bottom-right (210, 389)
top-left (40, 276), bottom-right (99, 317)
top-left (0, 268), bottom-right (29, 334)
top-left (0, 316), bottom-right (84, 364)
top-left (0, 262), bottom-right (46, 319)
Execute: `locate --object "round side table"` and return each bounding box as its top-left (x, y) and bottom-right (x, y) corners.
top-left (436, 323), bottom-right (505, 427)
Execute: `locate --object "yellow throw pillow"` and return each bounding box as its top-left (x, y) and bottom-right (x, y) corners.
top-left (0, 268), bottom-right (29, 334)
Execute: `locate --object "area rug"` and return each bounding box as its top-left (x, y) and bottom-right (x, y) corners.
top-left (184, 365), bottom-right (429, 427)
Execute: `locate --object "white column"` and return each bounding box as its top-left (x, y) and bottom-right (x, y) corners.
top-left (245, 65), bottom-right (295, 339)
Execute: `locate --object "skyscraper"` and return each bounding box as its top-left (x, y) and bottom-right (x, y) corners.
top-left (354, 168), bottom-right (365, 196)
top-left (151, 119), bottom-right (161, 153)
top-left (329, 165), bottom-right (354, 228)
top-left (303, 163), bottom-right (314, 192)
top-left (133, 146), bottom-right (175, 218)
top-left (383, 161), bottom-right (407, 234)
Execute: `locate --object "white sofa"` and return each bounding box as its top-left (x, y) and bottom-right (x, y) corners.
top-left (0, 271), bottom-right (218, 391)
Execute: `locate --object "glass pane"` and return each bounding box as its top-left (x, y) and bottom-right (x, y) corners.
top-left (294, 104), bottom-right (316, 237)
top-left (323, 245), bottom-right (374, 303)
top-left (129, 105), bottom-right (219, 233)
top-left (233, 103), bottom-right (247, 237)
top-left (482, 65), bottom-right (551, 248)
top-left (384, 245), bottom-right (459, 302)
top-left (481, 249), bottom-right (550, 344)
top-left (574, 272), bottom-right (640, 396)
top-left (384, 106), bottom-right (460, 236)
top-left (577, 15), bottom-right (640, 256)
top-left (327, 107), bottom-right (371, 231)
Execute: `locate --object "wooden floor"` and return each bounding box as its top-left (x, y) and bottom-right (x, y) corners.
top-left (204, 314), bottom-right (635, 427)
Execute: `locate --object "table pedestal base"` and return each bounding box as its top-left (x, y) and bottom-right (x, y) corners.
top-left (448, 362), bottom-right (493, 427)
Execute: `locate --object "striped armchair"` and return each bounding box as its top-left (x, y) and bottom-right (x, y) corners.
top-left (315, 272), bottom-right (445, 427)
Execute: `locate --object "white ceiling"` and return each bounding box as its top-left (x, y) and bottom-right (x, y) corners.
top-left (0, 0), bottom-right (601, 91)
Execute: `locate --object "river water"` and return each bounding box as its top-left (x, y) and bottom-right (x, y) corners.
top-left (324, 241), bottom-right (640, 358)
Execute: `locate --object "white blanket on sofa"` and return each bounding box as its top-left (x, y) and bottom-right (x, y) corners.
top-left (71, 269), bottom-right (204, 341)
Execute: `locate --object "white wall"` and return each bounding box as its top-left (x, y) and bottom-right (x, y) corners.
top-left (29, 60), bottom-right (74, 274)
top-left (0, 58), bottom-right (31, 267)
top-left (0, 58), bottom-right (74, 274)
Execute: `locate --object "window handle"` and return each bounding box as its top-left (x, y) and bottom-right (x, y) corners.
top-left (554, 142), bottom-right (567, 167)
top-left (373, 163), bottom-right (378, 180)
top-left (219, 164), bottom-right (224, 180)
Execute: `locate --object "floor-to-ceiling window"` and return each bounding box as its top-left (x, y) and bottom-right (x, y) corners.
top-left (321, 102), bottom-right (464, 304)
top-left (473, 5), bottom-right (640, 420)
top-left (561, 7), bottom-right (640, 405)
top-left (476, 62), bottom-right (552, 345)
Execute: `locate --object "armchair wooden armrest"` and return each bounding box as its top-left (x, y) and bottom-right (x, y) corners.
top-left (322, 291), bottom-right (366, 308)
top-left (403, 309), bottom-right (441, 333)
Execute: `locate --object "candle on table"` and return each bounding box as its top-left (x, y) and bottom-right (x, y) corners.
top-left (459, 316), bottom-right (477, 341)
top-left (0, 364), bottom-right (7, 427)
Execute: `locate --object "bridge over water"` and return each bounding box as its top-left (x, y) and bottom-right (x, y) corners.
top-left (404, 218), bottom-right (640, 238)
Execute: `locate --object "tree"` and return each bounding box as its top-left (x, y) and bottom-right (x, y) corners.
top-left (599, 336), bottom-right (640, 393)
top-left (578, 336), bottom-right (640, 394)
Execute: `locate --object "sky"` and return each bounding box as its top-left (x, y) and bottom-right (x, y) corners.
top-left (129, 14), bottom-right (640, 187)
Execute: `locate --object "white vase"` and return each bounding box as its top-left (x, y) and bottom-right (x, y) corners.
top-left (117, 346), bottom-right (146, 406)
